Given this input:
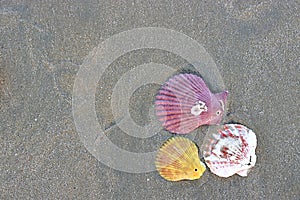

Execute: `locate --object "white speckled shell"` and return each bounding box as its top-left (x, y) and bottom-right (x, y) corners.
top-left (202, 124), bottom-right (257, 178)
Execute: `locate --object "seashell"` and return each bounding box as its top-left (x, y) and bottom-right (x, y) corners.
top-left (155, 137), bottom-right (206, 181)
top-left (202, 124), bottom-right (257, 178)
top-left (155, 73), bottom-right (228, 134)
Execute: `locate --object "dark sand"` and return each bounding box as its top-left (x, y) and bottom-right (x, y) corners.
top-left (1, 1), bottom-right (299, 199)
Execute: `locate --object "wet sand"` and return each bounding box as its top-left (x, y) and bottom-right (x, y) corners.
top-left (1, 1), bottom-right (299, 199)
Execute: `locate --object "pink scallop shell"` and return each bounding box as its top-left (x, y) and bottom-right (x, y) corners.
top-left (202, 124), bottom-right (257, 178)
top-left (155, 73), bottom-right (228, 134)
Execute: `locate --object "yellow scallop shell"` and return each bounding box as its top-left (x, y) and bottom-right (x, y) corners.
top-left (155, 137), bottom-right (206, 181)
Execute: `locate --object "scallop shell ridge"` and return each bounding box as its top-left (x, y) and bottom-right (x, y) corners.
top-left (202, 124), bottom-right (257, 178)
top-left (155, 74), bottom-right (214, 134)
top-left (155, 137), bottom-right (206, 181)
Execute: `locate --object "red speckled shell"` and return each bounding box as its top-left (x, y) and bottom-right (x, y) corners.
top-left (202, 124), bottom-right (257, 178)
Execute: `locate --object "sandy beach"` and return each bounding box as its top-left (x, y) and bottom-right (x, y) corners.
top-left (1, 1), bottom-right (299, 199)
